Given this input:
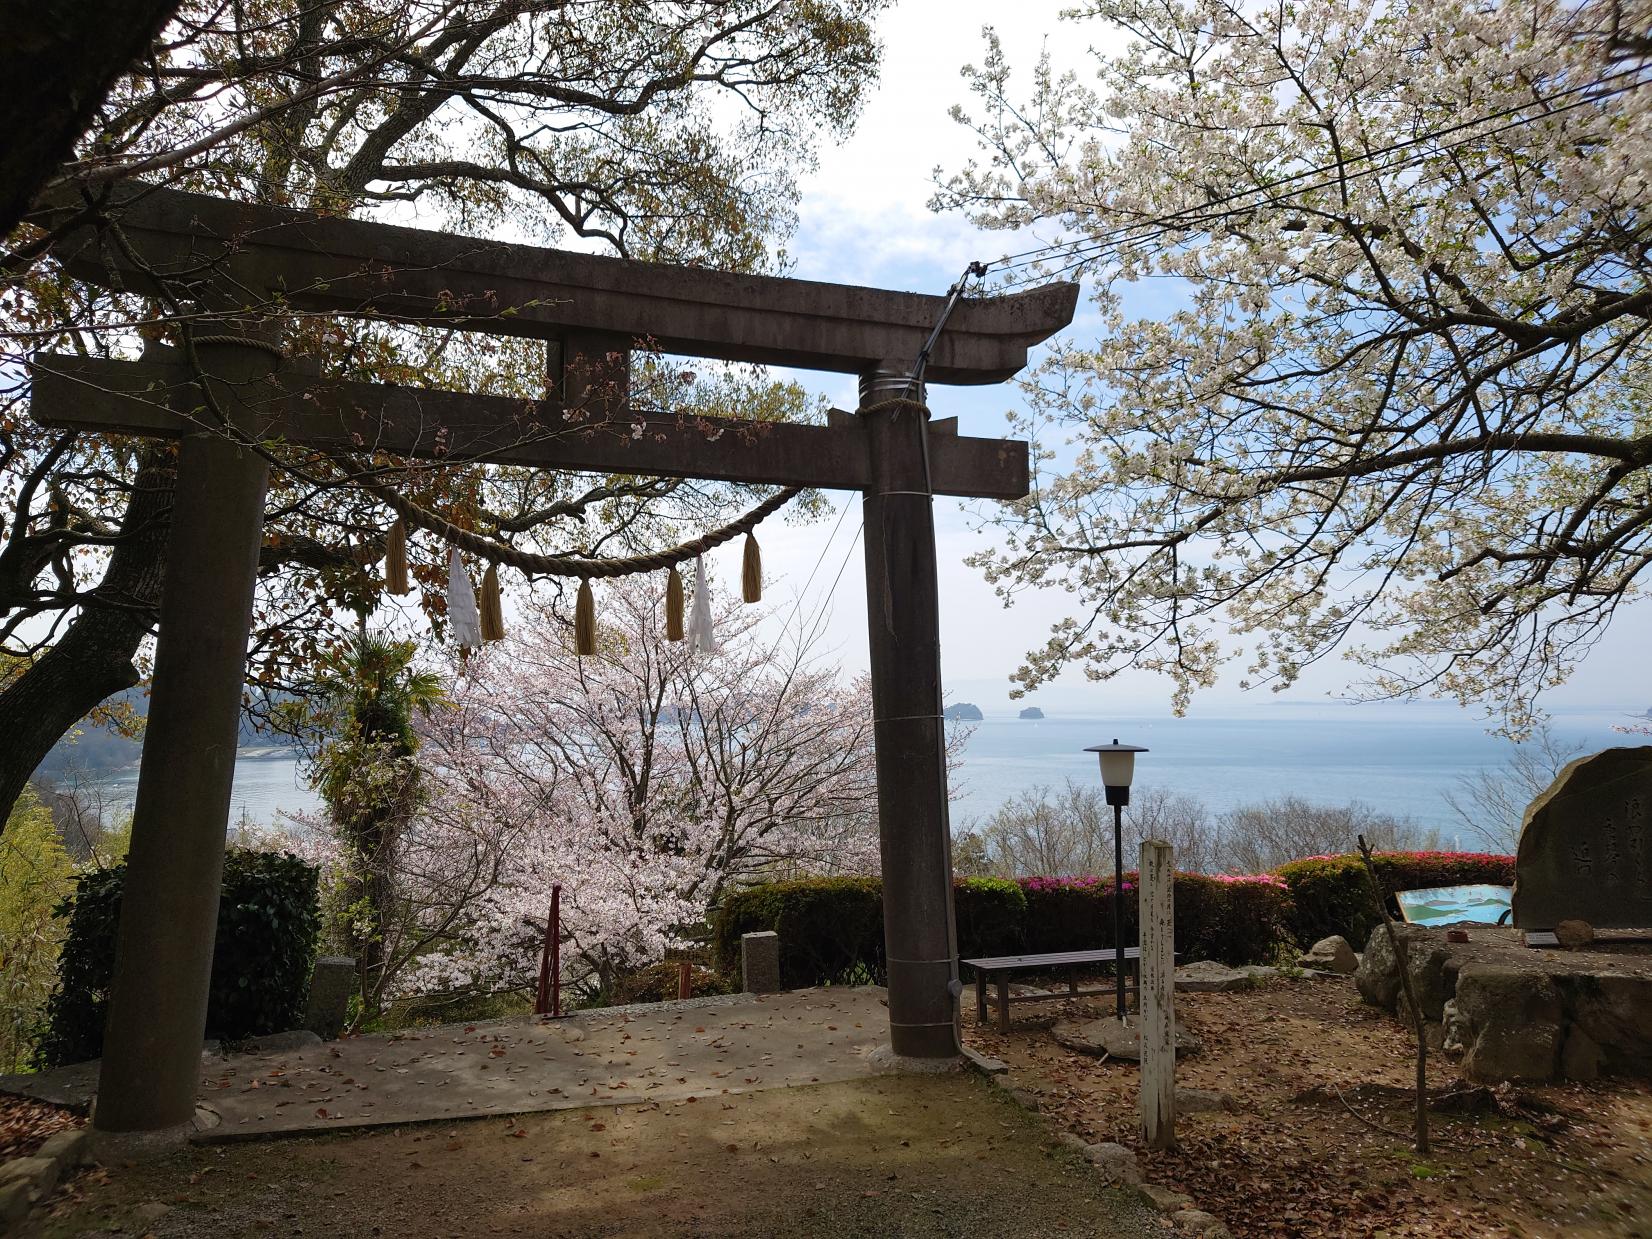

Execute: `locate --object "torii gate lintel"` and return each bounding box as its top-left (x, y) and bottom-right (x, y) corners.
top-left (26, 185), bottom-right (1076, 1145)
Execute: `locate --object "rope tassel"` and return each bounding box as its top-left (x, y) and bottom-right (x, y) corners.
top-left (384, 517), bottom-right (410, 595)
top-left (741, 533), bottom-right (761, 604)
top-left (575, 579), bottom-right (597, 656)
top-left (479, 564), bottom-right (506, 642)
top-left (447, 548), bottom-right (483, 652)
top-left (664, 566), bottom-right (685, 641)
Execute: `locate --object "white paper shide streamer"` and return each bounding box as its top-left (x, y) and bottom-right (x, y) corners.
top-left (447, 547), bottom-right (484, 651)
top-left (686, 554), bottom-right (718, 654)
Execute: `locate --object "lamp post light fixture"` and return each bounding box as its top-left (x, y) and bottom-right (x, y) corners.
top-left (1085, 740), bottom-right (1149, 1022)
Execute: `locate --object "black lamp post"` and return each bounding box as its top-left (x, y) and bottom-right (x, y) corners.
top-left (1085, 739), bottom-right (1149, 1022)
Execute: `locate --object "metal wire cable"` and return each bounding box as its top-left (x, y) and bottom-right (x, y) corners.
top-left (980, 66), bottom-right (1651, 279)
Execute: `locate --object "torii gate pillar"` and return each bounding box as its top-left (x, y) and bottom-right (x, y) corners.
top-left (92, 329), bottom-right (276, 1147)
top-left (859, 370), bottom-right (960, 1058)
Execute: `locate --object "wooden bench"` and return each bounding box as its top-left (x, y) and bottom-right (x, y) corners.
top-left (962, 948), bottom-right (1144, 1033)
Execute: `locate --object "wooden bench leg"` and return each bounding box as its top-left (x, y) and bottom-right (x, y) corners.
top-left (997, 977), bottom-right (1011, 1034)
top-left (975, 970), bottom-right (987, 1024)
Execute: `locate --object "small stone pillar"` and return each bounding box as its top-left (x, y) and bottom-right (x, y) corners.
top-left (741, 931), bottom-right (781, 994)
top-left (303, 956), bottom-right (357, 1040)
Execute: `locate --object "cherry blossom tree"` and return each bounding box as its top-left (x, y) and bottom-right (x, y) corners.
top-left (939, 0), bottom-right (1652, 734)
top-left (0, 0), bottom-right (885, 831)
top-left (387, 574), bottom-right (881, 1002)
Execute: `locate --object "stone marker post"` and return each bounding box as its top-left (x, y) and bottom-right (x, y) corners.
top-left (303, 956), bottom-right (357, 1041)
top-left (742, 931), bottom-right (781, 994)
top-left (1139, 839), bottom-right (1176, 1149)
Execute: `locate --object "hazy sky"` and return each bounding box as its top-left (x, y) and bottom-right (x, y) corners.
top-left (730, 0), bottom-right (1651, 720)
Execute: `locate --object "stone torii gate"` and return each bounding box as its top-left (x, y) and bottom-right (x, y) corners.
top-left (29, 184), bottom-right (1077, 1147)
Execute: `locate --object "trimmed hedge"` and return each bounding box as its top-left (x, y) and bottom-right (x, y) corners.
top-left (1274, 850), bottom-right (1514, 948)
top-left (1019, 876), bottom-right (1134, 954)
top-left (711, 869), bottom-right (1296, 988)
top-left (713, 877), bottom-right (885, 988)
top-left (1017, 873), bottom-right (1293, 966)
top-left (712, 876), bottom-right (1030, 986)
top-left (953, 877), bottom-right (1027, 956)
top-left (1203, 875), bottom-right (1295, 966)
top-left (711, 851), bottom-right (1508, 991)
top-left (35, 849), bottom-right (322, 1069)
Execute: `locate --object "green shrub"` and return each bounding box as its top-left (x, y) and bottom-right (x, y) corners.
top-left (712, 877), bottom-right (885, 987)
top-left (1017, 876), bottom-right (1139, 954)
top-left (35, 849), bottom-right (321, 1068)
top-left (713, 850), bottom-right (1501, 991)
top-left (1202, 875), bottom-right (1296, 965)
top-left (953, 877), bottom-right (1026, 956)
top-left (1166, 873), bottom-right (1226, 964)
top-left (715, 866), bottom-right (1293, 990)
top-left (0, 787), bottom-right (75, 1072)
top-left (1275, 850), bottom-right (1513, 947)
top-left (1017, 873), bottom-right (1287, 966)
top-left (610, 961), bottom-right (739, 1005)
top-left (380, 988), bottom-right (531, 1031)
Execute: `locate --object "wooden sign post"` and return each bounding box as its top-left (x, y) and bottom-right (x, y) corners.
top-left (1138, 838), bottom-right (1177, 1150)
top-left (27, 183), bottom-right (1077, 1142)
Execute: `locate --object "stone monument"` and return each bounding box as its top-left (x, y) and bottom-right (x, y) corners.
top-left (303, 956), bottom-right (357, 1040)
top-left (741, 931), bottom-right (782, 994)
top-left (1513, 746), bottom-right (1652, 930)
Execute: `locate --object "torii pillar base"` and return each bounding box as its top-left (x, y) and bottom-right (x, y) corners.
top-left (860, 371), bottom-right (961, 1059)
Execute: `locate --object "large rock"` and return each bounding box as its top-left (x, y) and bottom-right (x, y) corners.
top-left (1173, 1209), bottom-right (1234, 1238)
top-left (1051, 1016), bottom-right (1202, 1061)
top-left (1554, 919), bottom-right (1596, 950)
top-left (1561, 971), bottom-right (1652, 1076)
top-left (1561, 1026), bottom-right (1602, 1082)
top-left (1454, 964), bottom-right (1563, 1082)
top-left (1174, 960), bottom-right (1259, 993)
top-left (1176, 1086), bottom-right (1238, 1113)
top-left (1299, 935), bottom-right (1357, 974)
top-left (1080, 1141), bottom-right (1141, 1186)
top-left (1513, 745), bottom-right (1652, 930)
top-left (1355, 924), bottom-right (1453, 1018)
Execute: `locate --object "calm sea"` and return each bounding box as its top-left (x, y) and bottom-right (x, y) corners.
top-left (85, 707), bottom-right (1642, 836)
top-left (946, 708), bottom-right (1639, 832)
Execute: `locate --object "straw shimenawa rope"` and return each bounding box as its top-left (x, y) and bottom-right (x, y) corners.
top-left (342, 462), bottom-right (801, 579)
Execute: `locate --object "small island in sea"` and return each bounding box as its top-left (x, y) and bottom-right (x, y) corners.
top-left (943, 702), bottom-right (984, 722)
top-left (1018, 706), bottom-right (1045, 720)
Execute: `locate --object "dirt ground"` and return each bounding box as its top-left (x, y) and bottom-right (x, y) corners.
top-left (17, 1074), bottom-right (1164, 1238)
top-left (966, 974), bottom-right (1652, 1239)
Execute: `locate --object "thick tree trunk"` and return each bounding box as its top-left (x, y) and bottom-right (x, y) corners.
top-left (0, 2), bottom-right (184, 236)
top-left (0, 447), bottom-right (174, 829)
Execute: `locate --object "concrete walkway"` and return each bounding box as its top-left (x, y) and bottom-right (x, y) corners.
top-left (3, 989), bottom-right (896, 1142)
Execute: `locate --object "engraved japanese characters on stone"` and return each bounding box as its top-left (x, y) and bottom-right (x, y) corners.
top-left (1514, 747), bottom-right (1652, 930)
